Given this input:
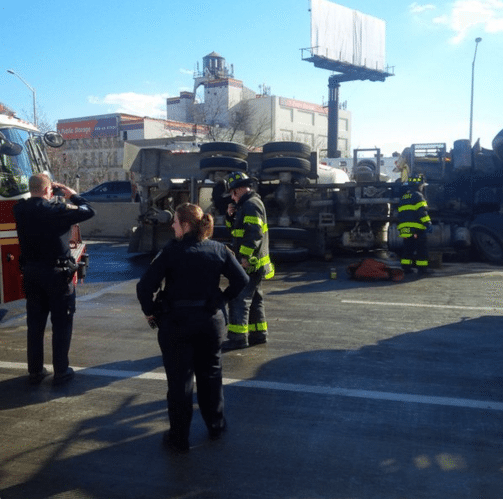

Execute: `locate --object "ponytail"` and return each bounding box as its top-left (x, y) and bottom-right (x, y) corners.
top-left (176, 203), bottom-right (214, 241)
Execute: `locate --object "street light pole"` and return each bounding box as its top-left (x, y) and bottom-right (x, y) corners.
top-left (469, 37), bottom-right (482, 144)
top-left (7, 69), bottom-right (37, 128)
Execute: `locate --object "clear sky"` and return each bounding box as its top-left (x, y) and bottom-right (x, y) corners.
top-left (2, 0), bottom-right (502, 156)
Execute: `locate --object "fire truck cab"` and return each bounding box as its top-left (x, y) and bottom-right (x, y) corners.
top-left (0, 104), bottom-right (86, 303)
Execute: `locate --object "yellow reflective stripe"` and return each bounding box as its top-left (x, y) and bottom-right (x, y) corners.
top-left (243, 215), bottom-right (263, 226)
top-left (401, 259), bottom-right (413, 265)
top-left (420, 215), bottom-right (431, 223)
top-left (416, 260), bottom-right (428, 267)
top-left (398, 201), bottom-right (427, 212)
top-left (226, 220), bottom-right (232, 228)
top-left (232, 229), bottom-right (245, 238)
top-left (398, 222), bottom-right (426, 230)
top-left (248, 322), bottom-right (268, 332)
top-left (265, 268), bottom-right (275, 279)
top-left (239, 245), bottom-right (254, 256)
top-left (228, 324), bottom-right (249, 334)
top-left (256, 255), bottom-right (271, 269)
top-left (243, 216), bottom-right (268, 233)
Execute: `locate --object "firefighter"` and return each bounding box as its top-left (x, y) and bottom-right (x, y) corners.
top-left (13, 174), bottom-right (95, 385)
top-left (222, 172), bottom-right (275, 351)
top-left (397, 175), bottom-right (433, 275)
top-left (136, 203), bottom-right (248, 452)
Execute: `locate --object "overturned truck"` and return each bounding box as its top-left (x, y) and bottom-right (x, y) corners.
top-left (125, 130), bottom-right (503, 264)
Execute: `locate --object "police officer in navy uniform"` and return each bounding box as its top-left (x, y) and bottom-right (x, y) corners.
top-left (13, 173), bottom-right (95, 385)
top-left (136, 203), bottom-right (248, 452)
top-left (397, 175), bottom-right (433, 275)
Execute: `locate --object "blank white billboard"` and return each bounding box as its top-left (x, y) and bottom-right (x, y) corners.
top-left (310, 0), bottom-right (386, 71)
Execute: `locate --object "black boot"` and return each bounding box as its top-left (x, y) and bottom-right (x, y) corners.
top-left (221, 332), bottom-right (248, 351)
top-left (249, 331), bottom-right (267, 346)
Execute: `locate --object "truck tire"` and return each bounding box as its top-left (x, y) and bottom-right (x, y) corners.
top-left (271, 247), bottom-right (310, 262)
top-left (262, 157), bottom-right (311, 174)
top-left (471, 226), bottom-right (503, 264)
top-left (200, 156), bottom-right (248, 172)
top-left (262, 141), bottom-right (311, 160)
top-left (269, 227), bottom-right (310, 262)
top-left (200, 141), bottom-right (248, 159)
top-left (269, 227), bottom-right (310, 242)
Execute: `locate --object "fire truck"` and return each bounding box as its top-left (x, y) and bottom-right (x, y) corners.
top-left (125, 130), bottom-right (503, 264)
top-left (0, 104), bottom-right (88, 303)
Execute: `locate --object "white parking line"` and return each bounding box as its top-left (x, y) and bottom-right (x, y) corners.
top-left (341, 300), bottom-right (503, 313)
top-left (1, 361), bottom-right (502, 412)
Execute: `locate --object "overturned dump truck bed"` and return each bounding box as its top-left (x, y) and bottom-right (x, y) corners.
top-left (124, 132), bottom-right (503, 264)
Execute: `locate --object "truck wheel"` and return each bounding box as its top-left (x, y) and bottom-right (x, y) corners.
top-left (200, 141), bottom-right (248, 159)
top-left (262, 157), bottom-right (311, 174)
top-left (471, 226), bottom-right (503, 264)
top-left (262, 141), bottom-right (311, 160)
top-left (200, 156), bottom-right (248, 172)
top-left (269, 227), bottom-right (310, 242)
top-left (271, 247), bottom-right (310, 262)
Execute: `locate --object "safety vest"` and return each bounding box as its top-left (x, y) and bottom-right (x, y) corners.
top-left (226, 191), bottom-right (274, 279)
top-left (397, 190), bottom-right (431, 237)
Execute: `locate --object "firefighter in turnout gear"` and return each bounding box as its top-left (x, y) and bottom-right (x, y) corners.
top-left (222, 172), bottom-right (274, 351)
top-left (397, 175), bottom-right (433, 275)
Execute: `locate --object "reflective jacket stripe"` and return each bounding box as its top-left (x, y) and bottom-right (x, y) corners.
top-left (398, 201), bottom-right (428, 212)
top-left (398, 222), bottom-right (427, 231)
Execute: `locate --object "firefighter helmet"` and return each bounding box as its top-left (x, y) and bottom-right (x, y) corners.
top-left (404, 175), bottom-right (427, 188)
top-left (227, 172), bottom-right (254, 191)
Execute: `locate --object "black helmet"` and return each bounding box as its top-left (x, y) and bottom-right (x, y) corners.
top-left (226, 171), bottom-right (254, 191)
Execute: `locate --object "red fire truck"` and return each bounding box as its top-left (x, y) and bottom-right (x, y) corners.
top-left (0, 104), bottom-right (88, 303)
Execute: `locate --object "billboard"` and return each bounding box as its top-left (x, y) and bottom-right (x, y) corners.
top-left (310, 0), bottom-right (386, 71)
top-left (57, 116), bottom-right (119, 140)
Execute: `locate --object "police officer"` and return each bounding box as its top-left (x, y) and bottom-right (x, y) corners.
top-left (222, 172), bottom-right (274, 351)
top-left (13, 174), bottom-right (95, 385)
top-left (136, 203), bottom-right (248, 452)
top-left (397, 175), bottom-right (433, 275)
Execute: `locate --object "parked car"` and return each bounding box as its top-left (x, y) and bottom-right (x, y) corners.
top-left (81, 181), bottom-right (136, 202)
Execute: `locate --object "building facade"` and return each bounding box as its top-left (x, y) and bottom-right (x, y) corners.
top-left (167, 52), bottom-right (351, 156)
top-left (56, 114), bottom-right (206, 191)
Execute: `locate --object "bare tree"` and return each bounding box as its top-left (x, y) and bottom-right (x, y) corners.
top-left (193, 94), bottom-right (271, 148)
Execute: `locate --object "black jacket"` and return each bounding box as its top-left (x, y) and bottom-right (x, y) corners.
top-left (136, 233), bottom-right (249, 317)
top-left (397, 189), bottom-right (432, 237)
top-left (225, 191), bottom-right (274, 279)
top-left (13, 195), bottom-right (95, 264)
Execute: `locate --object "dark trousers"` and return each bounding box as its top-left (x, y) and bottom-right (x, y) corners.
top-left (23, 265), bottom-right (76, 375)
top-left (228, 271), bottom-right (267, 336)
top-left (157, 308), bottom-right (226, 442)
top-left (400, 232), bottom-right (429, 269)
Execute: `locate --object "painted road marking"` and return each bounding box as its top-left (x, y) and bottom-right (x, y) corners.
top-left (342, 299), bottom-right (503, 313)
top-left (1, 361), bottom-right (502, 412)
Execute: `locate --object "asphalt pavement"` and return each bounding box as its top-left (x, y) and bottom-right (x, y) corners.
top-left (1, 241), bottom-right (503, 499)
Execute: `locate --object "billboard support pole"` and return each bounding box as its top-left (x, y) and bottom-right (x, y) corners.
top-left (328, 76), bottom-right (341, 158)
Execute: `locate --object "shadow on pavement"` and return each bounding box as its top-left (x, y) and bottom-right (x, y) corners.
top-left (1, 317), bottom-right (503, 498)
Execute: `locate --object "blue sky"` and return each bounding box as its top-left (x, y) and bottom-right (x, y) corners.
top-left (2, 0), bottom-right (502, 156)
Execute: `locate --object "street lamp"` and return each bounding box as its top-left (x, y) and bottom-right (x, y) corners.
top-left (6, 69), bottom-right (37, 128)
top-left (469, 37), bottom-right (482, 144)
